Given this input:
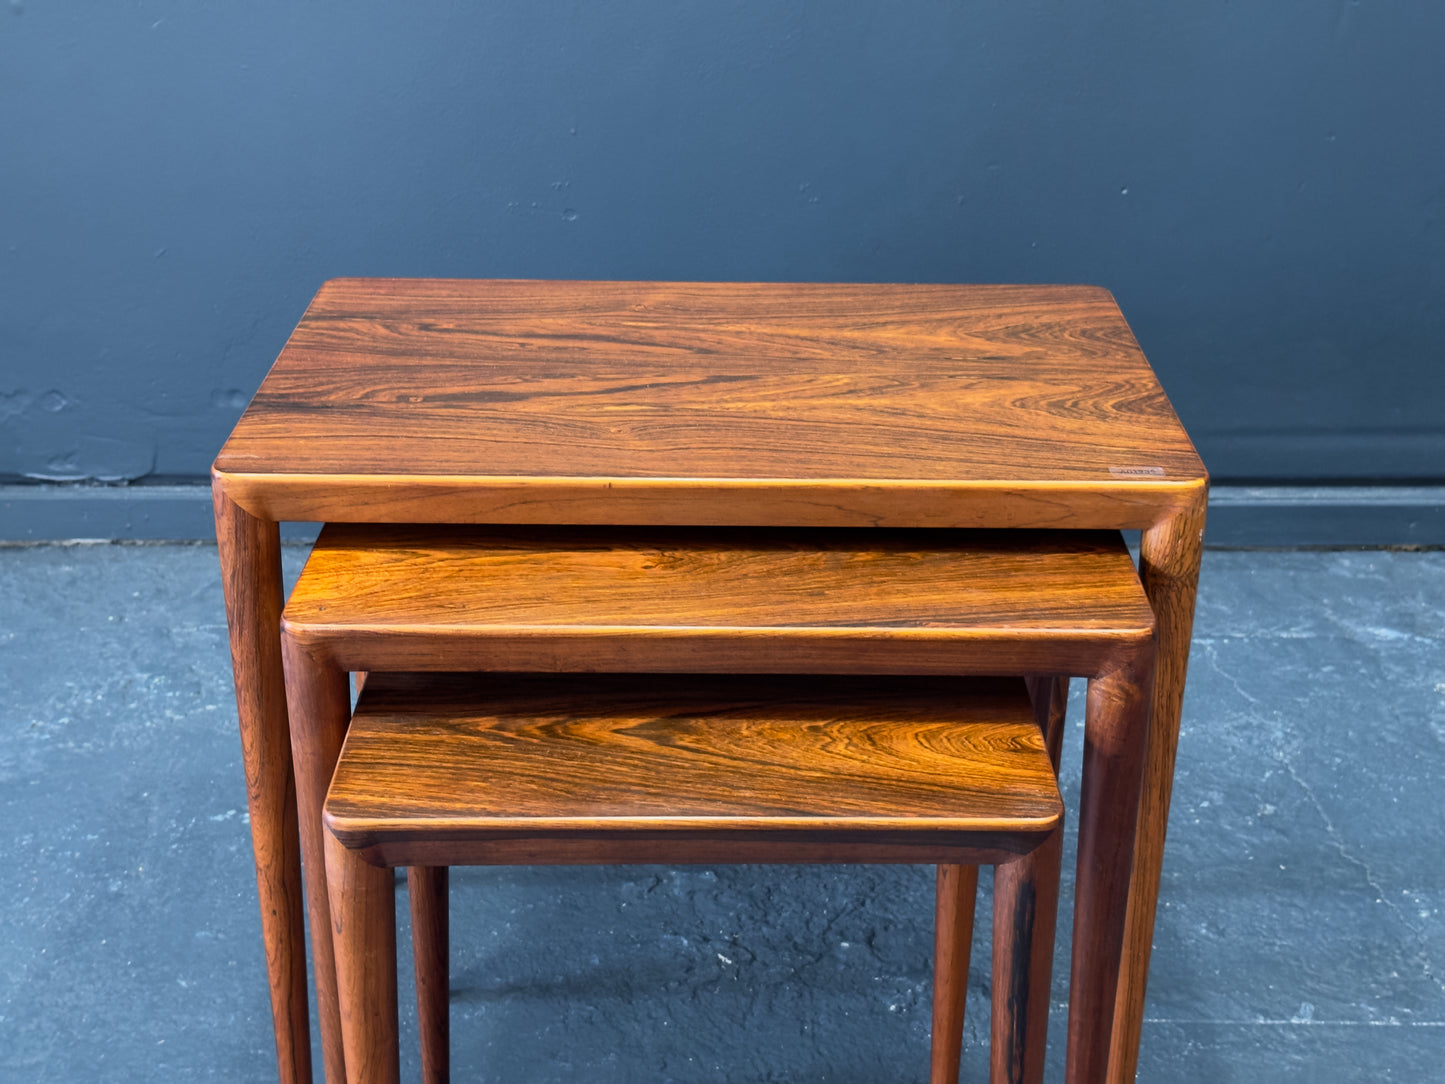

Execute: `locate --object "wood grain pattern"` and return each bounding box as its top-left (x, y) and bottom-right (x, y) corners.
top-left (213, 482), bottom-right (312, 1084)
top-left (325, 832), bottom-right (399, 1084)
top-left (214, 279), bottom-right (1205, 527)
top-left (323, 673), bottom-right (1061, 868)
top-left (324, 672), bottom-right (1063, 1084)
top-left (281, 636), bottom-right (353, 1084)
top-left (285, 530), bottom-right (1127, 1077)
top-left (1109, 492), bottom-right (1207, 1083)
top-left (281, 526), bottom-right (1153, 676)
top-left (214, 278), bottom-right (1202, 1081)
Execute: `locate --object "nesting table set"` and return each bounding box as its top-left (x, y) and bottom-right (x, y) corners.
top-left (213, 279), bottom-right (1207, 1082)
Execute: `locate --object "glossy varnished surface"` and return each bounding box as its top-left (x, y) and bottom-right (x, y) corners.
top-left (324, 673), bottom-right (1061, 849)
top-left (214, 279), bottom-right (1205, 527)
top-left (213, 278), bottom-right (1203, 1082)
top-left (281, 526), bottom-right (1153, 675)
top-left (288, 525), bottom-right (1150, 632)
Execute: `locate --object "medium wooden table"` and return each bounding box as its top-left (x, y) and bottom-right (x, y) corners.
top-left (213, 279), bottom-right (1207, 1083)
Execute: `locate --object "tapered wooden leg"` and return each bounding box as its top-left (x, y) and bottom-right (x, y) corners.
top-left (214, 480), bottom-right (312, 1084)
top-left (1025, 675), bottom-right (1070, 774)
top-left (283, 637), bottom-right (353, 1084)
top-left (1066, 649), bottom-right (1156, 1084)
top-left (408, 867), bottom-right (450, 1084)
top-left (325, 833), bottom-right (399, 1084)
top-left (1108, 497), bottom-right (1206, 1083)
top-left (992, 827), bottom-right (1063, 1084)
top-left (931, 863), bottom-right (979, 1083)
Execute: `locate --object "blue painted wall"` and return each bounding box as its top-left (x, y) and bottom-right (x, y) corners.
top-left (2, 2), bottom-right (1442, 484)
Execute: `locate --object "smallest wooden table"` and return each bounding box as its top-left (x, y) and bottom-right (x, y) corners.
top-left (213, 278), bottom-right (1207, 1083)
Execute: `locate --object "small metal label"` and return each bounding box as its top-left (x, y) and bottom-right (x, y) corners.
top-left (1108, 465), bottom-right (1166, 477)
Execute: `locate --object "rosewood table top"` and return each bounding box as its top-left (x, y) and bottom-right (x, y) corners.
top-left (215, 279), bottom-right (1205, 527)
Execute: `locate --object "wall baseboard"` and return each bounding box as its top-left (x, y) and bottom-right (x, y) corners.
top-left (1203, 486), bottom-right (1445, 547)
top-left (0, 485), bottom-right (320, 543)
top-left (2, 483), bottom-right (1442, 547)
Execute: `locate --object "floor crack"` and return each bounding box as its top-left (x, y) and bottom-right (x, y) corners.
top-left (1277, 749), bottom-right (1444, 995)
top-left (1202, 641), bottom-right (1261, 706)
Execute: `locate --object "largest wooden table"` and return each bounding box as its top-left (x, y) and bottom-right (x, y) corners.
top-left (212, 279), bottom-right (1207, 1082)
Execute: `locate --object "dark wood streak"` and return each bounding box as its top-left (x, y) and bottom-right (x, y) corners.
top-left (993, 827), bottom-right (1062, 1084)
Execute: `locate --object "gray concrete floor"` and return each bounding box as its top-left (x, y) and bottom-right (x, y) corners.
top-left (1, 543), bottom-right (1442, 1082)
